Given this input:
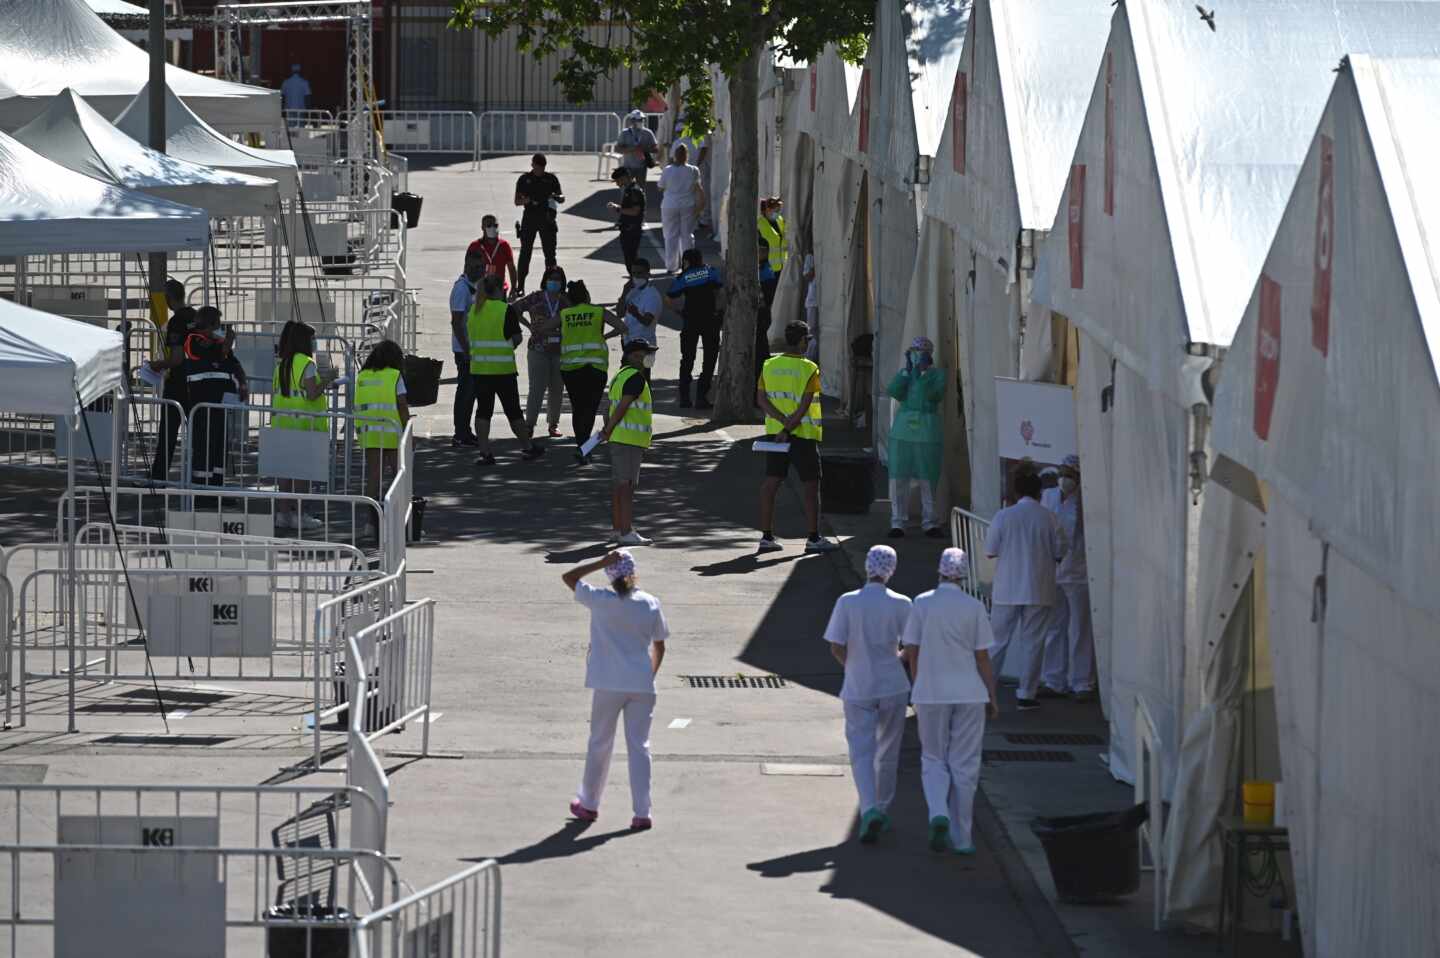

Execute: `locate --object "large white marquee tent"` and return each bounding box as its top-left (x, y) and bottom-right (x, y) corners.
top-left (1030, 0), bottom-right (1440, 797)
top-left (0, 0), bottom-right (280, 134)
top-left (0, 297), bottom-right (123, 417)
top-left (1198, 54), bottom-right (1440, 955)
top-left (12, 89), bottom-right (280, 219)
top-left (896, 0), bottom-right (1110, 515)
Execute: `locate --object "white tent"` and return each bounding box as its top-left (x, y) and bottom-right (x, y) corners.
top-left (0, 297), bottom-right (123, 415)
top-left (898, 0), bottom-right (1110, 515)
top-left (830, 0), bottom-right (967, 446)
top-left (114, 83), bottom-right (299, 199)
top-left (1029, 0), bottom-right (1440, 798)
top-left (0, 0), bottom-right (280, 134)
top-left (708, 47), bottom-right (783, 256)
top-left (12, 89), bottom-right (280, 218)
top-left (0, 129), bottom-right (208, 255)
top-left (1193, 55), bottom-right (1440, 953)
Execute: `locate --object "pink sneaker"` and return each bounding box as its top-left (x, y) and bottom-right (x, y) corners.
top-left (569, 800), bottom-right (598, 822)
top-left (630, 816), bottom-right (653, 831)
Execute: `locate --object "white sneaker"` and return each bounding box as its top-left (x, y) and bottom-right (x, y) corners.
top-left (804, 536), bottom-right (839, 554)
top-left (757, 535), bottom-right (783, 553)
top-left (617, 531), bottom-right (653, 547)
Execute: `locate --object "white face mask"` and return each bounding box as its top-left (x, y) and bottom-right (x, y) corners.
top-left (1059, 477), bottom-right (1078, 495)
top-left (483, 226), bottom-right (498, 239)
top-left (641, 353), bottom-right (656, 368)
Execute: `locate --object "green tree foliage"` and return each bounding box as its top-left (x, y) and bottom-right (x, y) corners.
top-left (450, 0), bottom-right (874, 418)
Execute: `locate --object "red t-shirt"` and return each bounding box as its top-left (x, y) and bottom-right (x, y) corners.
top-left (466, 238), bottom-right (514, 286)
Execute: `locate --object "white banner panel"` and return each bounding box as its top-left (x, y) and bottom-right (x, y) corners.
top-left (994, 377), bottom-right (1077, 463)
top-left (258, 426), bottom-right (332, 483)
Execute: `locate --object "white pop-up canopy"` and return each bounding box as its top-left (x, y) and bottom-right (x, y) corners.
top-left (1192, 55), bottom-right (1440, 953)
top-left (114, 83), bottom-right (299, 199)
top-left (1028, 0), bottom-right (1440, 798)
top-left (0, 0), bottom-right (280, 134)
top-left (12, 89), bottom-right (280, 218)
top-left (897, 0), bottom-right (1111, 515)
top-left (0, 297), bottom-right (123, 415)
top-left (0, 129), bottom-right (208, 255)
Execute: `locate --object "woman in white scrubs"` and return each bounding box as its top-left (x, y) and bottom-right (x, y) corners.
top-left (902, 548), bottom-right (999, 854)
top-left (823, 545), bottom-right (913, 843)
top-left (562, 549), bottom-right (670, 830)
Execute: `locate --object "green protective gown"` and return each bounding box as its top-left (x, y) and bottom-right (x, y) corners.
top-left (886, 366), bottom-right (945, 482)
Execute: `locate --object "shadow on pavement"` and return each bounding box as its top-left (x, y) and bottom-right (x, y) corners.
top-left (470, 819), bottom-right (640, 865)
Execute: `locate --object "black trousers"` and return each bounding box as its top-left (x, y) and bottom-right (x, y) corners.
top-left (619, 227), bottom-right (642, 273)
top-left (560, 365), bottom-right (607, 444)
top-left (189, 405), bottom-right (227, 486)
top-left (452, 351), bottom-right (476, 438)
top-left (149, 392), bottom-right (184, 481)
top-left (517, 213), bottom-right (558, 287)
top-left (755, 277), bottom-right (779, 383)
top-left (680, 322), bottom-right (720, 400)
top-left (473, 373), bottom-right (524, 425)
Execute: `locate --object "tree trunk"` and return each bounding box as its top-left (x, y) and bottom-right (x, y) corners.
top-left (712, 41), bottom-right (765, 422)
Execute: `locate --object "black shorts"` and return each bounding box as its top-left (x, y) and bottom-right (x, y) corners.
top-left (765, 437), bottom-right (821, 482)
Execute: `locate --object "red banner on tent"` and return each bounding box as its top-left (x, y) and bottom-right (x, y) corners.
top-left (1310, 134), bottom-right (1334, 356)
top-left (1254, 274), bottom-right (1282, 441)
top-left (953, 72), bottom-right (967, 175)
top-left (858, 69), bottom-right (871, 154)
top-left (810, 66), bottom-right (817, 112)
top-left (1068, 165), bottom-right (1086, 289)
top-left (1103, 53), bottom-right (1115, 215)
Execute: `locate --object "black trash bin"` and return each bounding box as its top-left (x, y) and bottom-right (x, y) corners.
top-left (265, 904), bottom-right (352, 958)
top-left (1030, 803), bottom-right (1148, 903)
top-left (390, 192), bottom-right (423, 230)
top-left (821, 449), bottom-right (876, 514)
top-left (402, 354), bottom-right (443, 407)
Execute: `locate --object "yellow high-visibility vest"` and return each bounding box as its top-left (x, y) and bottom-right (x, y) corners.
top-left (271, 353), bottom-right (327, 431)
top-left (467, 299), bottom-right (516, 375)
top-left (761, 354), bottom-right (822, 441)
top-left (559, 304), bottom-right (608, 372)
top-left (355, 367), bottom-right (402, 450)
top-left (758, 215), bottom-right (788, 273)
top-left (608, 366), bottom-right (652, 449)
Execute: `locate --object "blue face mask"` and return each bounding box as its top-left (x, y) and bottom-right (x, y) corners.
top-left (545, 280), bottom-right (562, 294)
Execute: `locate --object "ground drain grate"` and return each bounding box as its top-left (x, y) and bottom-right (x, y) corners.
top-left (95, 734), bottom-right (235, 747)
top-left (983, 749), bottom-right (1075, 764)
top-left (1005, 733), bottom-right (1104, 747)
top-left (681, 675), bottom-right (787, 689)
top-left (118, 688), bottom-right (233, 705)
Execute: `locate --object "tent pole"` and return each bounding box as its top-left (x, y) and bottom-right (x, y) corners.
top-left (65, 416), bottom-right (77, 734)
top-left (148, 0), bottom-right (167, 328)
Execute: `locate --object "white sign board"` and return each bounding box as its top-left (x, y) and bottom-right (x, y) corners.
top-left (166, 509), bottom-right (278, 542)
top-left (994, 378), bottom-right (1078, 464)
top-left (53, 412), bottom-right (116, 462)
top-left (259, 426), bottom-right (332, 483)
top-left (56, 815), bottom-right (223, 958)
top-left (145, 592), bottom-right (275, 659)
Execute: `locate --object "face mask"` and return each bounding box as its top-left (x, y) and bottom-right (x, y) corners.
top-left (483, 226), bottom-right (498, 240)
top-left (1059, 477), bottom-right (1078, 495)
top-left (631, 277), bottom-right (648, 289)
top-left (641, 353), bottom-right (656, 369)
top-left (766, 212), bottom-right (779, 223)
top-left (545, 280), bottom-right (562, 294)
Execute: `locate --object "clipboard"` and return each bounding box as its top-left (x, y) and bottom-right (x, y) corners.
top-left (753, 440), bottom-right (791, 454)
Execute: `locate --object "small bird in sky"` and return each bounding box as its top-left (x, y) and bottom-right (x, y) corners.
top-left (1196, 5), bottom-right (1217, 31)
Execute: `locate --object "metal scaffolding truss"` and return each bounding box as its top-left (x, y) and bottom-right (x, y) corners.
top-left (213, 1), bottom-right (375, 172)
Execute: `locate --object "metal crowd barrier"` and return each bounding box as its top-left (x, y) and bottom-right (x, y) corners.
top-left (477, 111), bottom-right (622, 170)
top-left (378, 111), bottom-right (480, 170)
top-left (352, 860), bottom-right (502, 958)
top-left (182, 402), bottom-right (369, 501)
top-left (312, 565), bottom-right (407, 765)
top-left (346, 599), bottom-right (434, 756)
top-left (949, 506), bottom-right (996, 609)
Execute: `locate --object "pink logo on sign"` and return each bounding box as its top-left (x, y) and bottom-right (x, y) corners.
top-left (1020, 420), bottom-right (1035, 445)
top-left (1254, 274), bottom-right (1282, 441)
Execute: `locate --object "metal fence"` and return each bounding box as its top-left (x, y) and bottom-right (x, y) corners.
top-left (313, 565), bottom-right (408, 765)
top-left (353, 860), bottom-right (502, 957)
top-left (346, 599), bottom-right (435, 755)
top-left (949, 506), bottom-right (995, 609)
top-left (379, 111), bottom-right (480, 169)
top-left (478, 111), bottom-right (623, 169)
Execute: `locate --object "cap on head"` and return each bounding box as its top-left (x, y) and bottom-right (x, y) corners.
top-left (606, 550), bottom-right (637, 581)
top-left (611, 167), bottom-right (632, 182)
top-left (865, 545), bottom-right (898, 581)
top-left (910, 336), bottom-right (935, 353)
top-left (1039, 466), bottom-right (1059, 478)
top-left (627, 109), bottom-right (645, 122)
top-left (623, 339), bottom-right (659, 355)
top-left (939, 548), bottom-right (969, 580)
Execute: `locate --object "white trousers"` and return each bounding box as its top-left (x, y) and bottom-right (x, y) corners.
top-left (916, 703), bottom-right (986, 848)
top-left (889, 477), bottom-right (938, 529)
top-left (989, 603), bottom-right (1056, 700)
top-left (1041, 582), bottom-right (1097, 693)
top-left (577, 690), bottom-right (656, 817)
top-left (843, 692), bottom-right (909, 814)
top-left (661, 205), bottom-right (697, 272)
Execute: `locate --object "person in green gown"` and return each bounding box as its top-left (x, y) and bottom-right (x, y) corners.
top-left (887, 336), bottom-right (946, 538)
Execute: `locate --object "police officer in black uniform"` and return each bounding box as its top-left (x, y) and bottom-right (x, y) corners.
top-left (180, 306), bottom-right (246, 489)
top-left (609, 166), bottom-right (647, 273)
top-left (665, 248), bottom-right (725, 408)
top-left (513, 153), bottom-right (564, 294)
top-left (148, 278), bottom-right (197, 481)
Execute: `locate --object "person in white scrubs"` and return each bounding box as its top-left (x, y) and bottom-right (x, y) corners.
top-left (903, 549), bottom-right (999, 854)
top-left (985, 471), bottom-right (1066, 711)
top-left (562, 550), bottom-right (669, 830)
top-left (823, 545), bottom-right (913, 843)
top-left (1039, 455), bottom-right (1097, 701)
